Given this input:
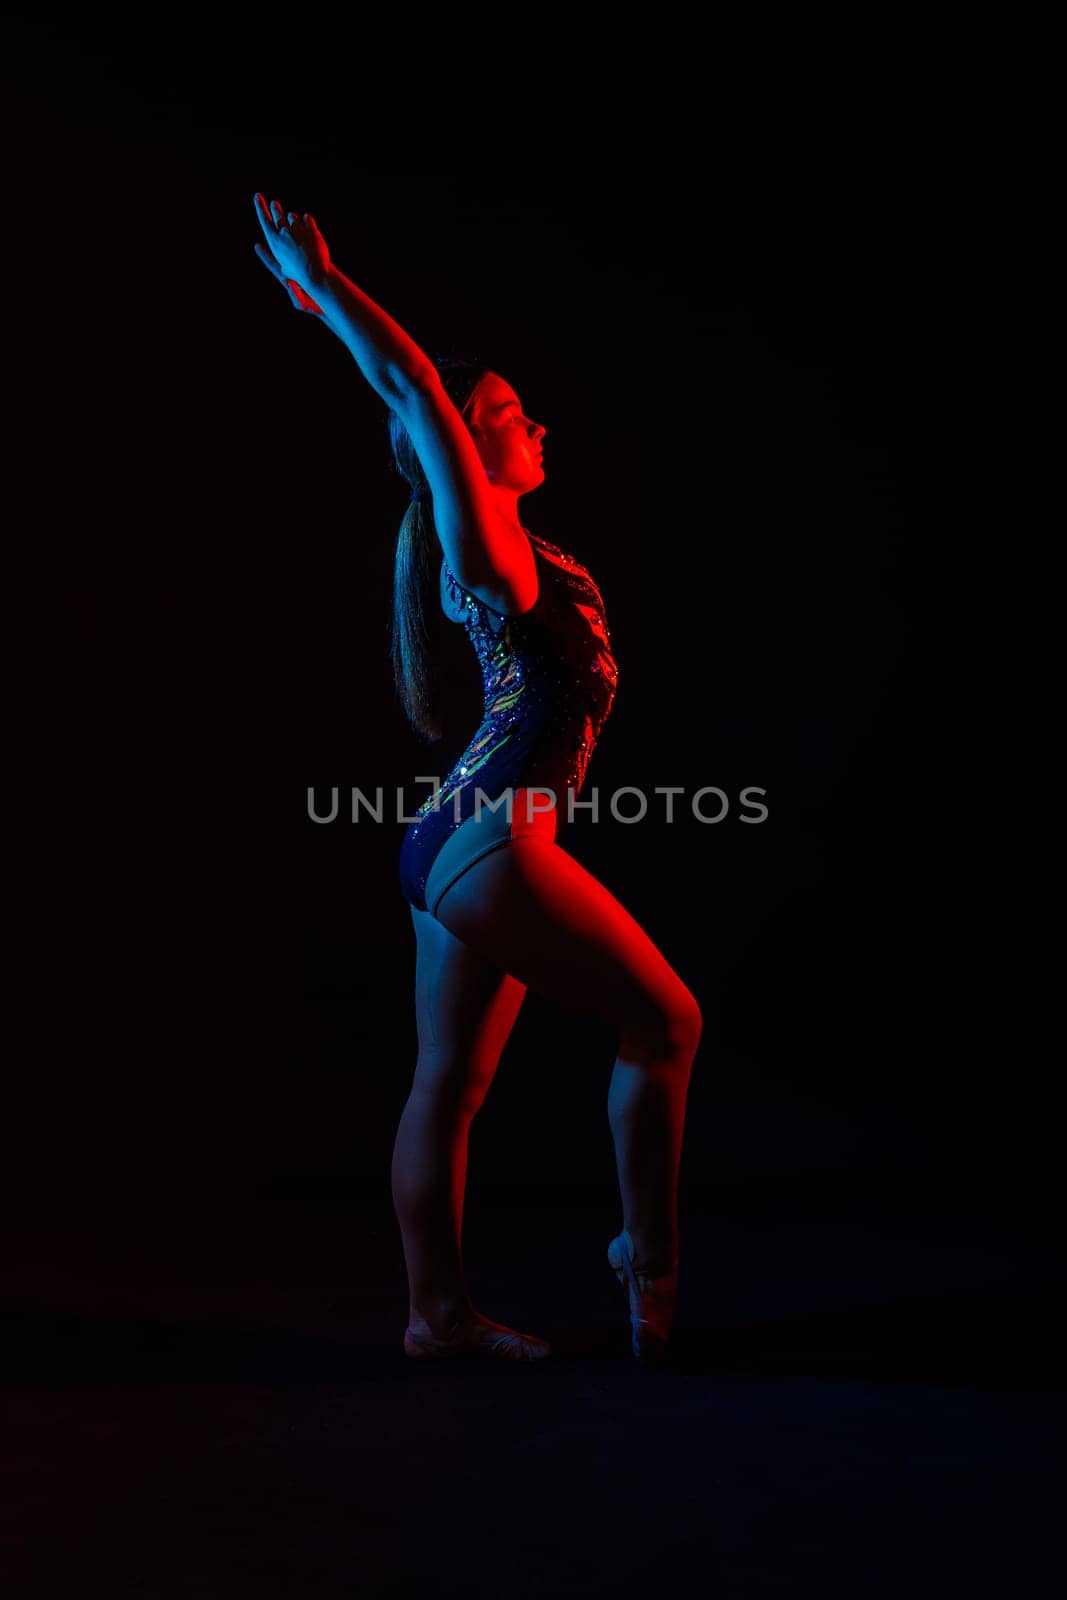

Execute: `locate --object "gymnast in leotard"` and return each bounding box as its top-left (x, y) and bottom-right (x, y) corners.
top-left (397, 410), bottom-right (620, 920)
top-left (254, 193), bottom-right (703, 1365)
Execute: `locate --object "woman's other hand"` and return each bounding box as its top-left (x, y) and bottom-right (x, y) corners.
top-left (253, 193), bottom-right (330, 316)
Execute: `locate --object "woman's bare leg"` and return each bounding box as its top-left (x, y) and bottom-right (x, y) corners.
top-left (433, 837), bottom-right (703, 1278)
top-left (392, 905), bottom-right (529, 1337)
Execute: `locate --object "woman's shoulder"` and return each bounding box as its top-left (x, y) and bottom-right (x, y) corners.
top-left (439, 530), bottom-right (541, 622)
top-left (438, 555), bottom-right (514, 628)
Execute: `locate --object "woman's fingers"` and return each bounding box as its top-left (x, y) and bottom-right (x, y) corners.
top-left (253, 194), bottom-right (312, 244)
top-left (253, 192), bottom-right (281, 245)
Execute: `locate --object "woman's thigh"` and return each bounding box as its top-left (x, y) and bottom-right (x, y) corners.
top-left (409, 903), bottom-right (528, 1108)
top-left (432, 837), bottom-right (702, 1057)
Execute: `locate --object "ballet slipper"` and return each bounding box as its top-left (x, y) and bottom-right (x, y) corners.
top-left (403, 1311), bottom-right (552, 1363)
top-left (606, 1229), bottom-right (678, 1364)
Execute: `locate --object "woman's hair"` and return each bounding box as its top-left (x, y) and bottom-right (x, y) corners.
top-left (388, 354), bottom-right (488, 741)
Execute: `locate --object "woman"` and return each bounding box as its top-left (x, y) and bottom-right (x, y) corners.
top-left (254, 194), bottom-right (702, 1365)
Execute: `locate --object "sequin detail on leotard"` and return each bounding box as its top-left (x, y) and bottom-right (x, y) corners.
top-left (398, 529), bottom-right (619, 911)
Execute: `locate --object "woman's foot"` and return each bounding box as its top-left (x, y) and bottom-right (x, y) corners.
top-left (403, 1310), bottom-right (552, 1362)
top-left (607, 1230), bottom-right (679, 1363)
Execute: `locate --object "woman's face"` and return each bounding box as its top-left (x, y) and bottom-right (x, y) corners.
top-left (466, 373), bottom-right (546, 494)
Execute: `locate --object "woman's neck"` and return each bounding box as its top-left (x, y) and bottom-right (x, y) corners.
top-left (490, 485), bottom-right (525, 533)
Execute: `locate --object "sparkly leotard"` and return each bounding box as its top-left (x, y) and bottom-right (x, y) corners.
top-left (398, 529), bottom-right (619, 912)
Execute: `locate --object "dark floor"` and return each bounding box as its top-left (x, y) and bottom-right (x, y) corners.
top-left (3, 1179), bottom-right (1064, 1598)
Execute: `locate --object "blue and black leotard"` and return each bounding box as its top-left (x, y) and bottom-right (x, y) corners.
top-left (398, 528), bottom-right (619, 912)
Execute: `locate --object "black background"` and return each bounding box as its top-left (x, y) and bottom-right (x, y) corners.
top-left (3, 29), bottom-right (1064, 1600)
top-left (4, 29), bottom-right (1060, 1237)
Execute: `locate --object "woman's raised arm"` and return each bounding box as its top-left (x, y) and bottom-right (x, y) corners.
top-left (253, 194), bottom-right (532, 605)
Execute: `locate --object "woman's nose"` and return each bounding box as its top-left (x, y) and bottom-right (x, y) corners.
top-left (529, 420), bottom-right (546, 441)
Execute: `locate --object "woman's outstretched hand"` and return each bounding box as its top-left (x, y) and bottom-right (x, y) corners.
top-left (253, 193), bottom-right (331, 316)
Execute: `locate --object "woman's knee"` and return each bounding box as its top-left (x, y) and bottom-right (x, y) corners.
top-left (410, 1043), bottom-right (498, 1119)
top-left (433, 840), bottom-right (703, 1061)
top-left (620, 983), bottom-right (703, 1065)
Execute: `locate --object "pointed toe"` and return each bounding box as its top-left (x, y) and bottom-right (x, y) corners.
top-left (607, 1229), bottom-right (679, 1361)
